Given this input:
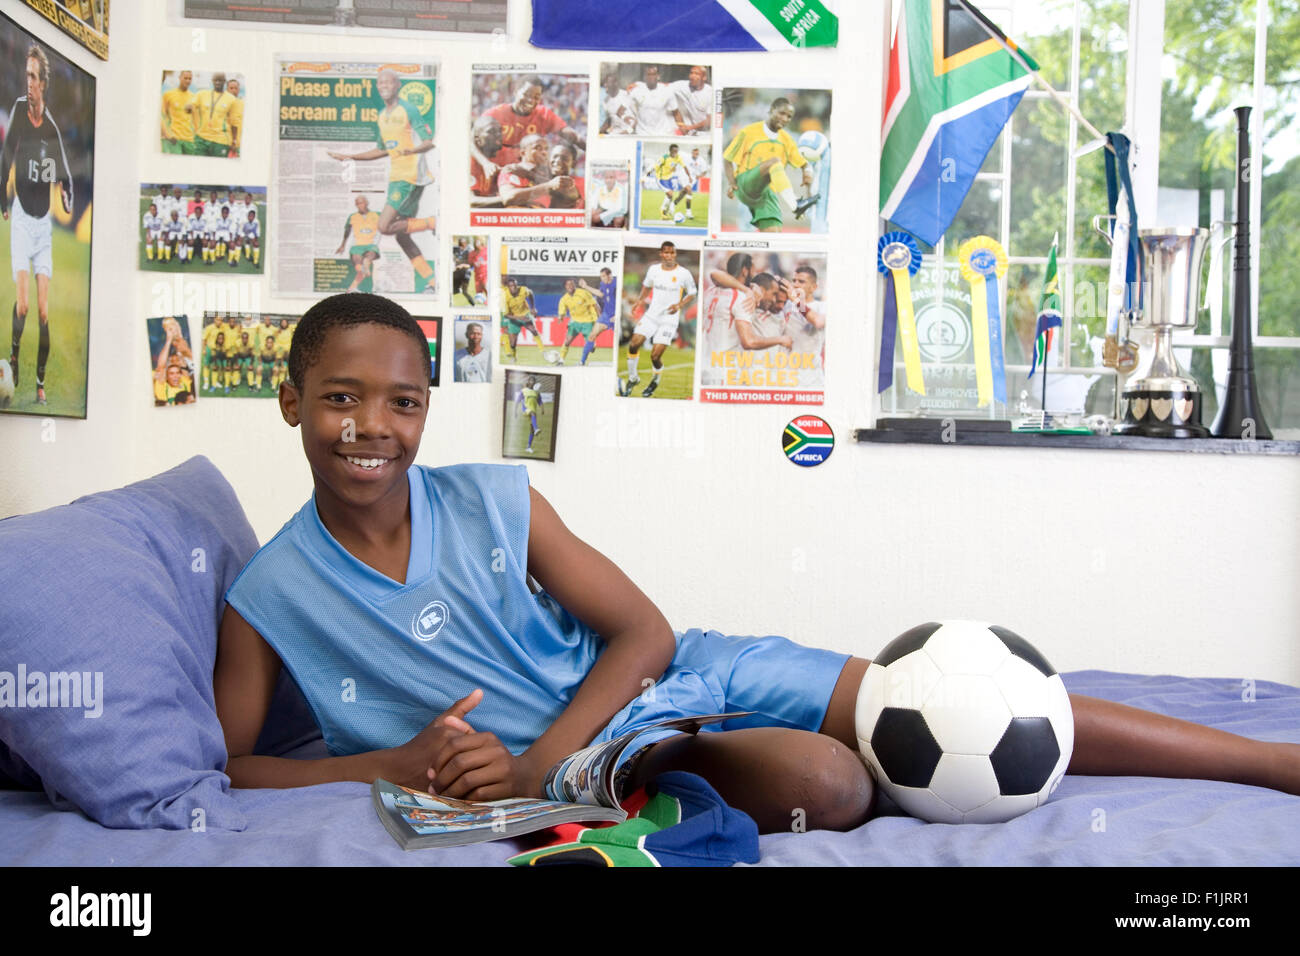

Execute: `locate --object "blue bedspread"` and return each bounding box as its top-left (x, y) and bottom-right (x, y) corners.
top-left (4, 671), bottom-right (1298, 866)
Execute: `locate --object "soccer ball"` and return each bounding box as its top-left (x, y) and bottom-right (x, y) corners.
top-left (474, 292), bottom-right (487, 306)
top-left (0, 360), bottom-right (13, 409)
top-left (542, 349), bottom-right (562, 366)
top-left (798, 129), bottom-right (829, 163)
top-left (856, 620), bottom-right (1073, 824)
top-left (673, 211), bottom-right (686, 224)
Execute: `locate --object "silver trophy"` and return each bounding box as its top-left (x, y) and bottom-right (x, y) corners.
top-left (1115, 227), bottom-right (1217, 438)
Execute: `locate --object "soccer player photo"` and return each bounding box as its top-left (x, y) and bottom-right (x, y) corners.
top-left (634, 141), bottom-right (711, 234)
top-left (503, 368), bottom-right (561, 461)
top-left (146, 315), bottom-right (196, 406)
top-left (616, 241), bottom-right (699, 401)
top-left (469, 67), bottom-right (589, 228)
top-left (597, 63), bottom-right (713, 138)
top-left (720, 86), bottom-right (832, 235)
top-left (159, 70), bottom-right (247, 158)
top-left (452, 316), bottom-right (492, 384)
top-left (415, 315), bottom-right (442, 386)
top-left (138, 183), bottom-right (266, 274)
top-left (698, 243), bottom-right (827, 405)
top-left (498, 236), bottom-right (621, 369)
top-left (0, 13), bottom-right (95, 419)
top-left (450, 235), bottom-right (489, 306)
top-left (275, 56), bottom-right (439, 298)
top-left (588, 161), bottom-right (629, 231)
top-left (199, 312), bottom-right (298, 398)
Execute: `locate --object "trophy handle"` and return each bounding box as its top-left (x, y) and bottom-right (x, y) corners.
top-left (1091, 214), bottom-right (1116, 247)
top-left (1201, 220), bottom-right (1236, 312)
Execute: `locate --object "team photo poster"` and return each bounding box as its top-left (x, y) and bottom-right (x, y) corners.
top-left (138, 184), bottom-right (265, 274)
top-left (274, 56), bottom-right (440, 298)
top-left (698, 242), bottom-right (827, 405)
top-left (0, 12), bottom-right (95, 419)
top-left (469, 66), bottom-right (589, 229)
top-left (720, 87), bottom-right (831, 236)
top-left (498, 236), bottom-right (621, 369)
top-left (159, 70), bottom-right (247, 158)
top-left (198, 313), bottom-right (297, 399)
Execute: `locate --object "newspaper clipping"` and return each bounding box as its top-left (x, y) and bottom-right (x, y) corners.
top-left (274, 56), bottom-right (439, 297)
top-left (698, 241), bottom-right (826, 405)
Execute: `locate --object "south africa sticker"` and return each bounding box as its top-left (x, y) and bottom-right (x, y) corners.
top-left (783, 415), bottom-right (834, 467)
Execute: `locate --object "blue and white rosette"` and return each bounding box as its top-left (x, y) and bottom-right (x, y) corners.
top-left (876, 231), bottom-right (924, 395)
top-left (958, 236), bottom-right (1009, 407)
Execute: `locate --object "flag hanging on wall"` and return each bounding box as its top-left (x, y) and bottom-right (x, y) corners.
top-left (880, 0), bottom-right (1035, 247)
top-left (530, 0), bottom-right (839, 51)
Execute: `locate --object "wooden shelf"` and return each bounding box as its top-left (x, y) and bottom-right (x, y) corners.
top-left (853, 427), bottom-right (1300, 456)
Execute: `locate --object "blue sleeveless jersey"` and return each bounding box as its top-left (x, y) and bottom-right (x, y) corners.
top-left (226, 463), bottom-right (849, 760)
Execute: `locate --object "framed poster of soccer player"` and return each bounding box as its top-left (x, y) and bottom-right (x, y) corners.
top-left (616, 241), bottom-right (699, 400)
top-left (415, 316), bottom-right (442, 387)
top-left (138, 184), bottom-right (266, 274)
top-left (22, 0), bottom-right (108, 61)
top-left (503, 369), bottom-right (560, 461)
top-left (499, 236), bottom-right (621, 369)
top-left (451, 235), bottom-right (489, 306)
top-left (588, 161), bottom-right (630, 231)
top-left (698, 242), bottom-right (826, 405)
top-left (160, 70), bottom-right (247, 158)
top-left (452, 316), bottom-right (492, 384)
top-left (634, 141), bottom-right (710, 235)
top-left (199, 313), bottom-right (297, 398)
top-left (469, 66), bottom-right (588, 229)
top-left (0, 12), bottom-right (95, 419)
top-left (146, 316), bottom-right (196, 406)
top-left (720, 87), bottom-right (831, 235)
top-left (597, 63), bottom-right (713, 138)
top-left (274, 56), bottom-right (439, 298)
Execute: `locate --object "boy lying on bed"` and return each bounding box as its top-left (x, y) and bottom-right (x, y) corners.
top-left (213, 293), bottom-right (1300, 833)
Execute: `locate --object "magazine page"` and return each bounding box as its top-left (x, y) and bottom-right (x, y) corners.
top-left (542, 712), bottom-right (753, 806)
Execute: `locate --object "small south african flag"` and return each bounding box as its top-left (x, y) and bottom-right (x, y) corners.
top-left (783, 415), bottom-right (835, 467)
top-left (1028, 235), bottom-right (1062, 379)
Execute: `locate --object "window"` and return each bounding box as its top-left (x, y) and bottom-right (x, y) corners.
top-left (879, 0), bottom-right (1300, 437)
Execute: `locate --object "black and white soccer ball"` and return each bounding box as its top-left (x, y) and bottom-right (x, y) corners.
top-left (856, 620), bottom-right (1074, 824)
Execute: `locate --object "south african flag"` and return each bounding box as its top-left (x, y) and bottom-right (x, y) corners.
top-left (783, 415), bottom-right (835, 467)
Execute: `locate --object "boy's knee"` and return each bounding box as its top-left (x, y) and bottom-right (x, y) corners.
top-left (795, 735), bottom-right (874, 832)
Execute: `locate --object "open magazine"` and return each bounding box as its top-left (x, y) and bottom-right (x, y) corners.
top-left (371, 712), bottom-right (750, 850)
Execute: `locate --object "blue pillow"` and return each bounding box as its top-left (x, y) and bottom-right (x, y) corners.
top-left (0, 456), bottom-right (255, 829)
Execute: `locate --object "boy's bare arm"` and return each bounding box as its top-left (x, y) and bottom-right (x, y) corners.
top-left (521, 486), bottom-right (678, 776)
top-left (214, 604), bottom-right (472, 790)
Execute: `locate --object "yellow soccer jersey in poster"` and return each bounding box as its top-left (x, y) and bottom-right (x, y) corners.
top-left (521, 386), bottom-right (541, 414)
top-left (161, 87), bottom-right (195, 140)
top-left (223, 329), bottom-right (246, 358)
top-left (227, 95), bottom-right (245, 150)
top-left (376, 98), bottom-right (434, 185)
top-left (723, 121), bottom-right (805, 175)
top-left (503, 285), bottom-right (533, 318)
top-left (349, 211), bottom-right (380, 246)
top-left (256, 323), bottom-right (278, 350)
top-left (558, 288), bottom-right (600, 325)
top-left (655, 153), bottom-right (685, 180)
top-left (275, 325), bottom-right (295, 359)
top-left (203, 321), bottom-right (226, 353)
top-left (196, 88), bottom-right (237, 145)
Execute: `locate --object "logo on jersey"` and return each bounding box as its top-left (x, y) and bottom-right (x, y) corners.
top-left (411, 600), bottom-right (450, 642)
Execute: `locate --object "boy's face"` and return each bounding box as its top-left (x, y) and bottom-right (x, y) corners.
top-left (279, 323), bottom-right (430, 511)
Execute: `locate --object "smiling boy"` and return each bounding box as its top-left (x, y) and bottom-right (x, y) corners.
top-left (215, 294), bottom-right (1300, 834)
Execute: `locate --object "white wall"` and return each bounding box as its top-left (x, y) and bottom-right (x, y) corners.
top-left (2, 0), bottom-right (1297, 684)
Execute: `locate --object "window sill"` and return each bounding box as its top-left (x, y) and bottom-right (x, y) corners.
top-left (853, 425), bottom-right (1300, 456)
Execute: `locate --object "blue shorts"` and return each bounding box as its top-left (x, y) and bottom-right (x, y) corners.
top-left (594, 629), bottom-right (850, 765)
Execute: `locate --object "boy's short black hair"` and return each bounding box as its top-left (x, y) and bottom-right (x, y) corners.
top-left (289, 293), bottom-right (432, 389)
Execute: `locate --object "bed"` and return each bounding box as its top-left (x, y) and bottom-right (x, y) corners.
top-left (3, 457), bottom-right (1298, 866)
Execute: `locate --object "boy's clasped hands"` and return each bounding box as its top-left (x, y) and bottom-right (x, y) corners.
top-left (391, 688), bottom-right (545, 801)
